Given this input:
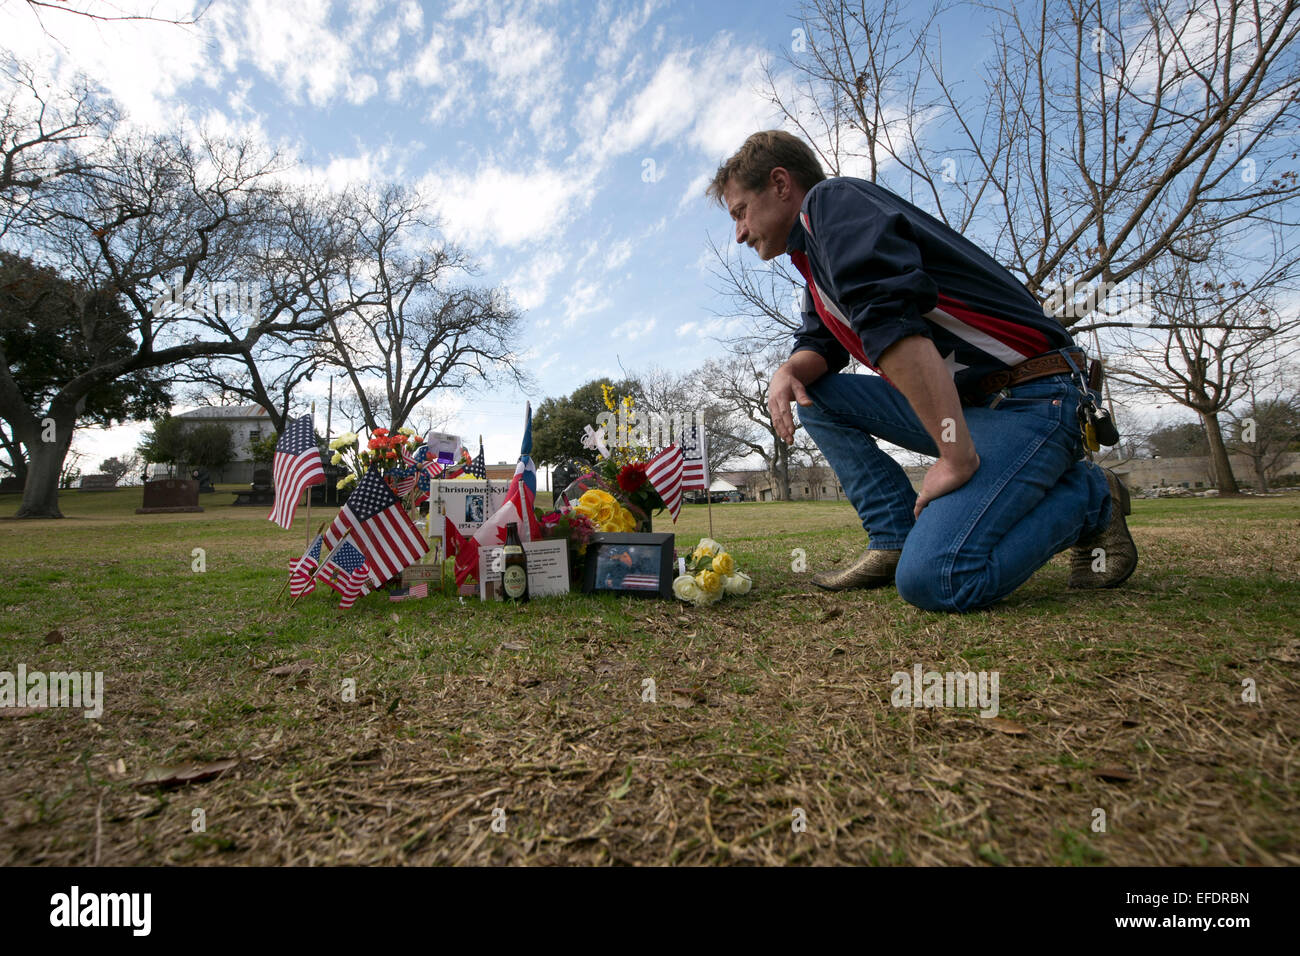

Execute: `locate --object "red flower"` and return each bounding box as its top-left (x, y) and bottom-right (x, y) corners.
top-left (617, 463), bottom-right (648, 494)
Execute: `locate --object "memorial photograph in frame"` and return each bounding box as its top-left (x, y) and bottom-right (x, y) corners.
top-left (581, 532), bottom-right (675, 599)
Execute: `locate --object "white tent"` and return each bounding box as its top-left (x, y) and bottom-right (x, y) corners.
top-left (709, 477), bottom-right (738, 493)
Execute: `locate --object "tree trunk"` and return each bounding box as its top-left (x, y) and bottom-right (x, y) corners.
top-left (15, 418), bottom-right (74, 518)
top-left (1253, 453), bottom-right (1270, 493)
top-left (1200, 411), bottom-right (1239, 496)
top-left (775, 443), bottom-right (792, 500)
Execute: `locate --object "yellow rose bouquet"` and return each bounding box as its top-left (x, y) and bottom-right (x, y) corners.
top-left (673, 538), bottom-right (753, 606)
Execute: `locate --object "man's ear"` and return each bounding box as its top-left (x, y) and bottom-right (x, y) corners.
top-left (770, 166), bottom-right (789, 198)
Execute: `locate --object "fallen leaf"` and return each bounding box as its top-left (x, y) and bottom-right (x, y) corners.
top-left (268, 661), bottom-right (311, 677)
top-left (1093, 766), bottom-right (1136, 782)
top-left (984, 717), bottom-right (1028, 735)
top-left (500, 640), bottom-right (528, 651)
top-left (136, 759), bottom-right (238, 789)
top-left (593, 660), bottom-right (616, 676)
top-left (820, 608), bottom-right (843, 623)
top-left (665, 696), bottom-right (694, 709)
top-left (43, 629), bottom-right (64, 645)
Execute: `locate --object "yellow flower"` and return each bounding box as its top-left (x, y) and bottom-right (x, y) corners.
top-left (696, 570), bottom-right (722, 595)
top-left (595, 503), bottom-right (615, 527)
top-left (579, 489), bottom-right (615, 509)
top-left (337, 473), bottom-right (357, 491)
top-left (601, 383), bottom-right (616, 411)
top-left (712, 552), bottom-right (735, 575)
top-left (330, 452), bottom-right (343, 465)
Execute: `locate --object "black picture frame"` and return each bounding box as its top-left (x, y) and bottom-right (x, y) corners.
top-left (582, 532), bottom-right (676, 599)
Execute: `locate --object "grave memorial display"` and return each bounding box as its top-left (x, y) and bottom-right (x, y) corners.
top-left (271, 392), bottom-right (753, 610)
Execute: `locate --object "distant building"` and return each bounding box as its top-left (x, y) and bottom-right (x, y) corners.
top-left (164, 405), bottom-right (273, 484)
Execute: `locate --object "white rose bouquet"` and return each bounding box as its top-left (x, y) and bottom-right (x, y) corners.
top-left (672, 538), bottom-right (752, 607)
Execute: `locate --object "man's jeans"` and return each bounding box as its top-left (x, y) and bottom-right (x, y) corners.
top-left (797, 372), bottom-right (1112, 612)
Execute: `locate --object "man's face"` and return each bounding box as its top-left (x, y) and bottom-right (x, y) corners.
top-left (723, 171), bottom-right (799, 261)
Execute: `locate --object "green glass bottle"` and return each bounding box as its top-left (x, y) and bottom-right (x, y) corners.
top-left (502, 522), bottom-right (529, 602)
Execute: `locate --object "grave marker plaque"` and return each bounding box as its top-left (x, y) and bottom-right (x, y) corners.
top-left (136, 479), bottom-right (203, 514)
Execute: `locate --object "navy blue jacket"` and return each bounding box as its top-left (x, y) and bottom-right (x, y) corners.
top-left (787, 177), bottom-right (1075, 394)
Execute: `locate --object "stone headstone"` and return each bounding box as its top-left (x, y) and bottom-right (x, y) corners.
top-left (0, 476), bottom-right (23, 494)
top-left (79, 474), bottom-right (118, 492)
top-left (252, 468), bottom-right (273, 491)
top-left (136, 479), bottom-right (203, 514)
top-left (190, 467), bottom-right (216, 493)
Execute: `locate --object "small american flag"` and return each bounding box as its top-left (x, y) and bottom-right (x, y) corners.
top-left (467, 440), bottom-right (487, 479)
top-left (644, 444), bottom-right (684, 521)
top-left (390, 465), bottom-right (418, 498)
top-left (268, 414), bottom-right (325, 529)
top-left (323, 466), bottom-right (429, 586)
top-left (678, 419), bottom-right (709, 490)
top-left (321, 539), bottom-right (371, 609)
top-left (388, 582), bottom-right (428, 601)
top-left (621, 574), bottom-right (659, 590)
top-left (289, 533), bottom-right (323, 598)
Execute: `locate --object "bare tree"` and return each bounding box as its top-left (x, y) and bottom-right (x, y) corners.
top-left (624, 362), bottom-right (751, 475)
top-left (701, 349), bottom-right (800, 500)
top-left (0, 58), bottom-right (117, 239)
top-left (0, 114), bottom-right (369, 517)
top-left (1107, 238), bottom-right (1298, 495)
top-left (314, 185), bottom-right (526, 433)
top-left (1224, 363), bottom-right (1300, 491)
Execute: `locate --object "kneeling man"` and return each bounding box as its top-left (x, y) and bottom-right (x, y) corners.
top-left (708, 131), bottom-right (1137, 612)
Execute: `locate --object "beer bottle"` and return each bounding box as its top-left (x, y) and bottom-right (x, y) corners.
top-left (502, 521), bottom-right (529, 602)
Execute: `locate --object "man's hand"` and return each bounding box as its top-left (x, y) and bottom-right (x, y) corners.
top-left (767, 351), bottom-right (828, 444)
top-left (876, 335), bottom-right (982, 518)
top-left (914, 453), bottom-right (980, 519)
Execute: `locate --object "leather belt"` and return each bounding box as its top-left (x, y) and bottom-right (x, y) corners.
top-left (974, 348), bottom-right (1086, 398)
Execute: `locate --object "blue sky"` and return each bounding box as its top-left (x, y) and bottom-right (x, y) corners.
top-left (9, 0), bottom-right (868, 469)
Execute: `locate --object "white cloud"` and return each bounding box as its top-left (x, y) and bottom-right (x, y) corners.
top-left (591, 35), bottom-right (777, 165)
top-left (603, 238), bottom-right (633, 271)
top-left (613, 317), bottom-right (657, 341)
top-left (561, 279), bottom-right (606, 327)
top-left (0, 0), bottom-right (217, 130)
top-left (421, 163), bottom-right (595, 249)
top-left (506, 251), bottom-right (566, 311)
top-left (347, 72), bottom-right (380, 105)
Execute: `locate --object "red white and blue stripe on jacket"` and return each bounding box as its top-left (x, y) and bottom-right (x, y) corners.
top-left (787, 177), bottom-right (1074, 392)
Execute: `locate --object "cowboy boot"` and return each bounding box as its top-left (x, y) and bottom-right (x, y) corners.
top-left (1068, 468), bottom-right (1138, 588)
top-left (811, 548), bottom-right (903, 591)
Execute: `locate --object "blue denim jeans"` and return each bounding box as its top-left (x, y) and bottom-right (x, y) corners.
top-left (797, 371), bottom-right (1112, 612)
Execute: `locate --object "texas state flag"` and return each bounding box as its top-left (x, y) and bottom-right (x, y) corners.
top-left (452, 403), bottom-right (544, 587)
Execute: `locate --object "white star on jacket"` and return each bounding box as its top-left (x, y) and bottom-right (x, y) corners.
top-left (941, 350), bottom-right (969, 376)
